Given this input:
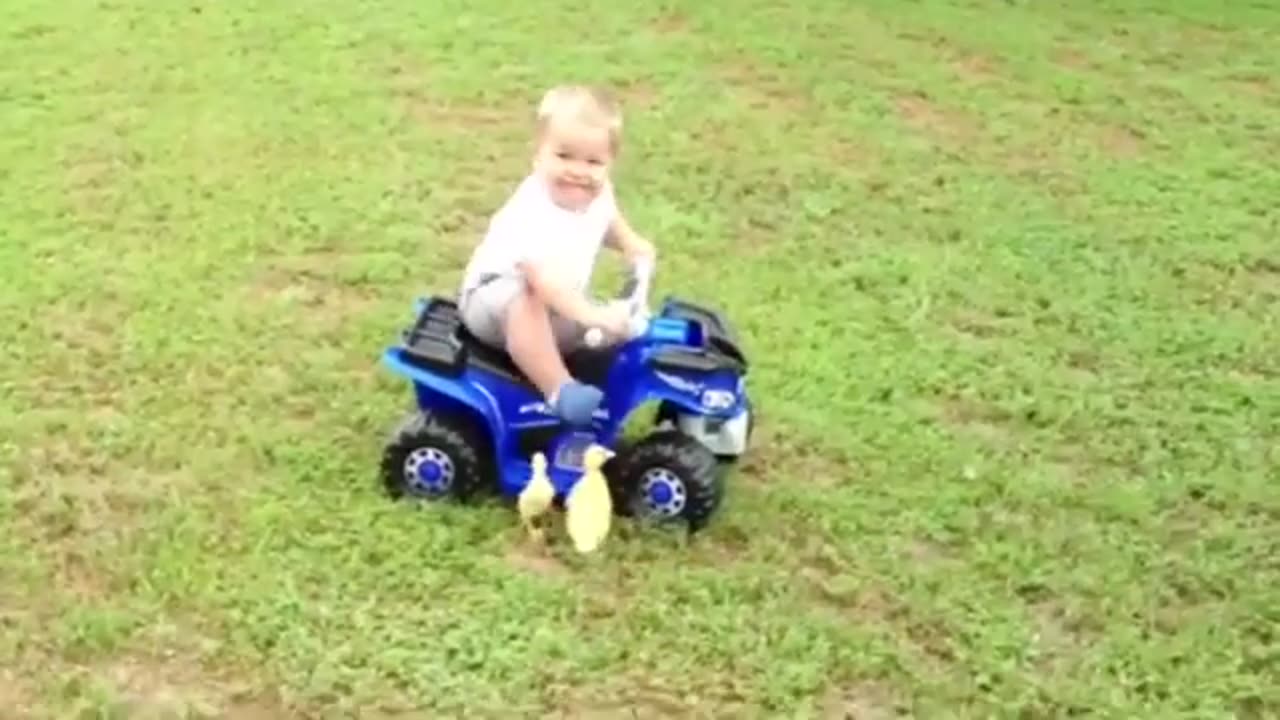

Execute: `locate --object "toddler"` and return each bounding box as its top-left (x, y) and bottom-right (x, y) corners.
top-left (457, 84), bottom-right (657, 426)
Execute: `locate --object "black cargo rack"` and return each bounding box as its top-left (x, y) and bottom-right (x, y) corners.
top-left (400, 297), bottom-right (467, 375)
top-left (659, 295), bottom-right (749, 373)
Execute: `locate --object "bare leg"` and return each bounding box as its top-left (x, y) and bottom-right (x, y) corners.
top-left (503, 286), bottom-right (602, 426)
top-left (503, 286), bottom-right (572, 399)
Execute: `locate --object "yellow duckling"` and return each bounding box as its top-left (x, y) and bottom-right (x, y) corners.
top-left (517, 452), bottom-right (555, 543)
top-left (564, 444), bottom-right (616, 554)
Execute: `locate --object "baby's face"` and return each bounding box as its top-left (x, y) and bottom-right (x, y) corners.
top-left (533, 120), bottom-right (614, 212)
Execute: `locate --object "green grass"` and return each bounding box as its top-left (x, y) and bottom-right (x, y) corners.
top-left (2, 0), bottom-right (1278, 716)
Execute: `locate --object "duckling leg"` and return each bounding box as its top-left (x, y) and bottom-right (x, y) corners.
top-left (522, 516), bottom-right (547, 545)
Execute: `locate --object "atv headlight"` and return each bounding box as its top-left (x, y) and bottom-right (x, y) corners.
top-left (676, 406), bottom-right (750, 456)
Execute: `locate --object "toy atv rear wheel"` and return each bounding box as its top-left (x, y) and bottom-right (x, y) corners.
top-left (606, 430), bottom-right (723, 532)
top-left (380, 410), bottom-right (488, 502)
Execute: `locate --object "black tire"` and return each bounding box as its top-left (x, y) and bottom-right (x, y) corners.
top-left (379, 410), bottom-right (489, 502)
top-left (606, 430), bottom-right (723, 532)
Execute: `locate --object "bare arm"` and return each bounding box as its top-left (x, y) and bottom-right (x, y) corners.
top-left (518, 257), bottom-right (602, 326)
top-left (604, 212), bottom-right (656, 266)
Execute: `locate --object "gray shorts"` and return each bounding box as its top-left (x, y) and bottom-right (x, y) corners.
top-left (459, 273), bottom-right (586, 353)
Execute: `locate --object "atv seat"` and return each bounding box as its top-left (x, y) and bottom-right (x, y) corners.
top-left (401, 296), bottom-right (617, 390)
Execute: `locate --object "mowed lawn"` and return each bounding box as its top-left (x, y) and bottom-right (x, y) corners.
top-left (2, 0), bottom-right (1278, 717)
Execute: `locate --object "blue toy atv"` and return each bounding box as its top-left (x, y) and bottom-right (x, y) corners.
top-left (377, 269), bottom-right (753, 531)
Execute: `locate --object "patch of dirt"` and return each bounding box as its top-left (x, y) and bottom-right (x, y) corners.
top-left (854, 585), bottom-right (903, 620)
top-left (614, 78), bottom-right (661, 112)
top-left (803, 569), bottom-right (955, 676)
top-left (1026, 600), bottom-right (1089, 674)
top-left (1097, 124), bottom-right (1143, 158)
top-left (0, 670), bottom-right (39, 719)
top-left (952, 52), bottom-right (999, 81)
top-left (935, 395), bottom-right (1019, 449)
top-left (257, 249), bottom-right (361, 277)
top-left (431, 201), bottom-right (496, 246)
top-left (381, 55), bottom-right (530, 231)
top-left (945, 308), bottom-right (1014, 340)
top-left (827, 136), bottom-right (876, 167)
top-left (6, 411), bottom-right (220, 608)
top-left (71, 654), bottom-right (290, 720)
top-left (386, 54), bottom-right (432, 123)
top-left (1063, 347), bottom-right (1101, 374)
top-left (9, 438), bottom-right (172, 548)
top-left (62, 134), bottom-right (134, 221)
top-left (553, 700), bottom-right (693, 719)
top-left (1246, 256), bottom-right (1280, 290)
top-left (794, 537), bottom-right (901, 621)
top-left (16, 297), bottom-right (127, 404)
top-left (691, 422), bottom-right (863, 570)
top-left (680, 114), bottom-right (742, 155)
top-left (650, 9), bottom-right (690, 35)
top-left (717, 56), bottom-right (814, 114)
top-left (798, 566), bottom-right (848, 611)
top-left (690, 518), bottom-right (760, 564)
top-left (385, 52), bottom-right (527, 139)
top-left (999, 139), bottom-right (1087, 202)
top-left (549, 677), bottom-right (734, 719)
top-left (412, 95), bottom-right (521, 136)
top-left (893, 92), bottom-right (980, 145)
top-left (901, 612), bottom-right (957, 664)
top-left (65, 149), bottom-right (120, 202)
top-left (901, 30), bottom-right (1003, 83)
top-left (1234, 77), bottom-right (1274, 100)
top-left (7, 629), bottom-right (292, 720)
top-left (1050, 46), bottom-right (1099, 71)
top-left (733, 214), bottom-right (780, 257)
top-left (738, 423), bottom-right (856, 488)
top-left (820, 680), bottom-right (907, 719)
top-left (247, 254), bottom-right (380, 329)
top-left (504, 542), bottom-right (569, 577)
top-left (1041, 444), bottom-right (1105, 484)
top-left (901, 538), bottom-right (952, 565)
top-left (1185, 255), bottom-right (1280, 307)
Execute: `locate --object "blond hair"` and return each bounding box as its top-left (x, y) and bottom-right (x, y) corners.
top-left (535, 84), bottom-right (623, 154)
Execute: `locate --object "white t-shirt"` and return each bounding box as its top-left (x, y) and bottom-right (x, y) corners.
top-left (461, 174), bottom-right (617, 296)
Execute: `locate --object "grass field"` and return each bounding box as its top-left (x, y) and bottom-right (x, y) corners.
top-left (2, 0), bottom-right (1278, 717)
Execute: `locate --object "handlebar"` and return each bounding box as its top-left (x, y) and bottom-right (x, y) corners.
top-left (584, 257), bottom-right (654, 348)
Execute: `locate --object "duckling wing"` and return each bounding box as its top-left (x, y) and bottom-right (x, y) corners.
top-left (518, 472), bottom-right (555, 520)
top-left (565, 470), bottom-right (612, 553)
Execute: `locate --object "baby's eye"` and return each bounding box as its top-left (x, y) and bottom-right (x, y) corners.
top-left (555, 151), bottom-right (571, 160)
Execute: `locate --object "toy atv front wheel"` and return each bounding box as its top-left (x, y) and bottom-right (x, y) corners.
top-left (607, 430), bottom-right (723, 532)
top-left (380, 410), bottom-right (488, 502)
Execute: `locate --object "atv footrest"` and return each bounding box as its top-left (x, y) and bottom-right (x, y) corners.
top-left (402, 297), bottom-right (466, 375)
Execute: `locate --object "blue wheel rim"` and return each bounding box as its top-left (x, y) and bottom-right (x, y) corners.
top-left (403, 446), bottom-right (455, 497)
top-left (636, 467), bottom-right (687, 519)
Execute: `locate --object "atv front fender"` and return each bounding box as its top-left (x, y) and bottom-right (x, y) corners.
top-left (630, 370), bottom-right (747, 420)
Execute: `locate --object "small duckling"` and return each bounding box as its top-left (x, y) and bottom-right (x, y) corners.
top-left (564, 444), bottom-right (616, 554)
top-left (517, 452), bottom-right (555, 543)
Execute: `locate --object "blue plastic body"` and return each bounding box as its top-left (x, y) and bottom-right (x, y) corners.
top-left (381, 295), bottom-right (750, 499)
